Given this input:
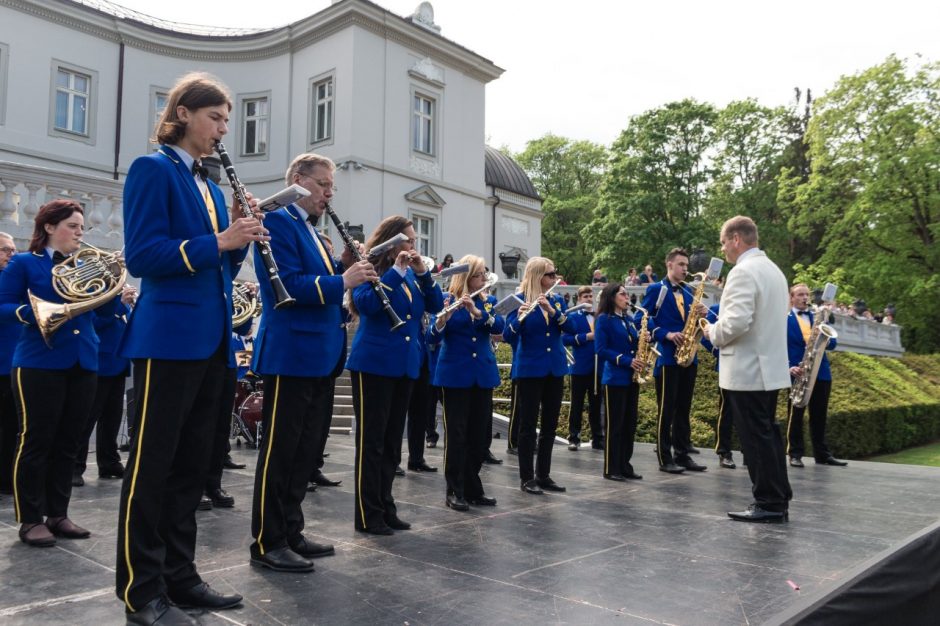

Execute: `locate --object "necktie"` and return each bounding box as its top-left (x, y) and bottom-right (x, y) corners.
top-left (797, 312), bottom-right (811, 342)
top-left (673, 284), bottom-right (685, 321)
top-left (307, 215), bottom-right (334, 275)
top-left (192, 160), bottom-right (218, 233)
top-left (52, 250), bottom-right (68, 264)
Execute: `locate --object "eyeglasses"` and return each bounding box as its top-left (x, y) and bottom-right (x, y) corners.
top-left (544, 271), bottom-right (557, 278)
top-left (0, 247), bottom-right (14, 254)
top-left (301, 175), bottom-right (337, 192)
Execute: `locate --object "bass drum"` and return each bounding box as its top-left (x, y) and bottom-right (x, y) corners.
top-left (232, 391), bottom-right (264, 448)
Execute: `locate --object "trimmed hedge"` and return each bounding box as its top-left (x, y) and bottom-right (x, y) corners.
top-left (493, 344), bottom-right (940, 459)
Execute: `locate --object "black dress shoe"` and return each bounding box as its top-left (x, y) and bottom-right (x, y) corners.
top-left (168, 581), bottom-right (243, 610)
top-left (197, 495), bottom-right (212, 511)
top-left (659, 463), bottom-right (686, 474)
top-left (537, 478), bottom-right (566, 492)
top-left (72, 473), bottom-right (84, 487)
top-left (250, 546), bottom-right (314, 572)
top-left (687, 446), bottom-right (701, 455)
top-left (356, 525), bottom-right (394, 536)
top-left (407, 461), bottom-right (438, 472)
top-left (816, 456), bottom-right (848, 466)
top-left (311, 471), bottom-right (342, 486)
top-left (676, 458), bottom-right (707, 472)
top-left (789, 456), bottom-right (804, 468)
top-left (728, 504), bottom-right (788, 523)
top-left (385, 515), bottom-right (411, 530)
top-left (520, 479), bottom-right (543, 494)
top-left (469, 495), bottom-right (497, 506)
top-left (45, 516), bottom-right (91, 539)
top-left (624, 472), bottom-right (643, 480)
top-left (222, 456), bottom-right (246, 470)
top-left (288, 534), bottom-right (335, 558)
top-left (483, 450), bottom-right (503, 464)
top-left (446, 494), bottom-right (470, 511)
top-left (19, 523), bottom-right (56, 547)
top-left (425, 438), bottom-right (438, 448)
top-left (207, 488), bottom-right (234, 508)
top-left (99, 464), bottom-right (125, 479)
top-left (395, 465), bottom-right (406, 476)
top-left (126, 595), bottom-right (196, 626)
top-left (306, 481), bottom-right (318, 492)
top-left (604, 473), bottom-right (626, 482)
top-left (591, 441), bottom-right (605, 450)
top-left (719, 455), bottom-right (736, 469)
top-left (506, 447), bottom-right (518, 456)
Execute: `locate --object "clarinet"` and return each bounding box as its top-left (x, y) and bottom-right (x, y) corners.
top-left (324, 203), bottom-right (405, 331)
top-left (215, 140), bottom-right (295, 309)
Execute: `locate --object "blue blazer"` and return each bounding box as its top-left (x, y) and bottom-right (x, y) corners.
top-left (94, 298), bottom-right (131, 376)
top-left (252, 205), bottom-right (346, 377)
top-left (430, 295), bottom-right (504, 389)
top-left (637, 279), bottom-right (698, 368)
top-left (0, 251), bottom-right (102, 370)
top-left (0, 269), bottom-right (22, 375)
top-left (502, 293), bottom-right (574, 379)
top-left (594, 312), bottom-right (638, 387)
top-left (346, 266), bottom-right (444, 379)
top-left (562, 310), bottom-right (597, 376)
top-left (787, 310), bottom-right (837, 381)
top-left (119, 147), bottom-right (247, 365)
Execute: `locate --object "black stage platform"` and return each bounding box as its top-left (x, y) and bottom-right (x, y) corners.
top-left (2, 434), bottom-right (939, 625)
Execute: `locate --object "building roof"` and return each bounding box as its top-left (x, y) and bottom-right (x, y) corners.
top-left (484, 146), bottom-right (540, 201)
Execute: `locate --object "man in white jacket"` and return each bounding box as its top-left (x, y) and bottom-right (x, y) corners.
top-left (703, 216), bottom-right (792, 522)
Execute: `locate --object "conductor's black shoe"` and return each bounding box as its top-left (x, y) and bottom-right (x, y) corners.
top-left (604, 473), bottom-right (626, 482)
top-left (483, 450), bottom-right (503, 464)
top-left (250, 546), bottom-right (314, 572)
top-left (816, 456), bottom-right (848, 466)
top-left (197, 495), bottom-right (212, 511)
top-left (719, 454), bottom-right (736, 469)
top-left (520, 479), bottom-right (543, 494)
top-left (222, 456), bottom-right (246, 470)
top-left (687, 446), bottom-right (701, 455)
top-left (311, 471), bottom-right (342, 486)
top-left (407, 461), bottom-right (438, 472)
top-left (72, 473), bottom-right (84, 487)
top-left (395, 465), bottom-right (406, 476)
top-left (659, 463), bottom-right (686, 474)
top-left (99, 464), bottom-right (125, 479)
top-left (168, 581), bottom-right (243, 610)
top-left (537, 478), bottom-right (566, 492)
top-left (727, 505), bottom-right (788, 523)
top-left (288, 534), bottom-right (335, 558)
top-left (789, 456), bottom-right (804, 468)
top-left (446, 494), bottom-right (470, 511)
top-left (469, 495), bottom-right (497, 506)
top-left (207, 488), bottom-right (234, 508)
top-left (385, 515), bottom-right (411, 530)
top-left (676, 457), bottom-right (707, 472)
top-left (125, 595), bottom-right (196, 626)
top-left (356, 525), bottom-right (394, 536)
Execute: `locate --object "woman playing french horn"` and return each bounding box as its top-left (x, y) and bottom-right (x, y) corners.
top-left (428, 255), bottom-right (502, 511)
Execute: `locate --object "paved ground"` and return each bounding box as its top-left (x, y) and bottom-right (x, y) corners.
top-left (2, 431), bottom-right (939, 625)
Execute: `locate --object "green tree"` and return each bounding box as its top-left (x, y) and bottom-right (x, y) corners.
top-left (514, 134), bottom-right (608, 283)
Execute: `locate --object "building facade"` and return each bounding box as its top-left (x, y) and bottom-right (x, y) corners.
top-left (0, 0), bottom-right (542, 280)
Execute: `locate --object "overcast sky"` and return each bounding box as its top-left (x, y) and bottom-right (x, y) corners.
top-left (103, 0), bottom-right (939, 152)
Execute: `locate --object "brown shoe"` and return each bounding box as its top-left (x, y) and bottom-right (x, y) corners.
top-left (19, 523), bottom-right (56, 547)
top-left (45, 516), bottom-right (91, 539)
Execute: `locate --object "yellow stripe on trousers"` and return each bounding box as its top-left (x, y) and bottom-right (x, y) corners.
top-left (714, 388), bottom-right (725, 453)
top-left (356, 372), bottom-right (367, 528)
top-left (256, 375), bottom-right (281, 555)
top-left (122, 359), bottom-right (153, 611)
top-left (11, 368), bottom-right (27, 522)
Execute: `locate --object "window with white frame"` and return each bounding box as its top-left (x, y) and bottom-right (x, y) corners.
top-left (412, 214), bottom-right (435, 257)
top-left (54, 67), bottom-right (90, 135)
top-left (149, 88), bottom-right (168, 149)
top-left (412, 94), bottom-right (435, 155)
top-left (242, 96), bottom-right (269, 156)
top-left (311, 76), bottom-right (333, 144)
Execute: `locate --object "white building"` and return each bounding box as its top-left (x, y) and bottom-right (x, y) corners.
top-left (0, 0), bottom-right (542, 280)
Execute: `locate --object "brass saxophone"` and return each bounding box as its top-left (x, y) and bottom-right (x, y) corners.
top-left (675, 273), bottom-right (708, 367)
top-left (789, 307), bottom-right (838, 408)
top-left (632, 306), bottom-right (660, 384)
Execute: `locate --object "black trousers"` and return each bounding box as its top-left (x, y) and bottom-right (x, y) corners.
top-left (75, 373), bottom-right (127, 476)
top-left (506, 380), bottom-right (520, 449)
top-left (313, 378), bottom-right (336, 474)
top-left (251, 375), bottom-right (331, 554)
top-left (0, 374), bottom-right (17, 492)
top-left (603, 384), bottom-right (639, 476)
top-left (204, 368), bottom-right (237, 492)
top-left (515, 376), bottom-right (563, 482)
top-left (569, 370), bottom-right (602, 443)
top-left (11, 366), bottom-right (96, 523)
top-left (654, 364), bottom-right (697, 465)
top-left (406, 364), bottom-right (432, 465)
top-left (725, 388), bottom-right (792, 512)
top-left (441, 386), bottom-right (491, 500)
top-left (786, 378), bottom-right (832, 460)
top-left (350, 371), bottom-right (412, 531)
top-left (427, 385), bottom-right (441, 443)
top-left (714, 387), bottom-right (735, 456)
top-left (115, 343), bottom-right (226, 612)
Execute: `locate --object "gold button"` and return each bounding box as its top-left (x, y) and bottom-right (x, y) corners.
top-left (406, 314), bottom-right (412, 320)
top-left (472, 337), bottom-right (477, 342)
top-left (405, 336), bottom-right (411, 342)
top-left (340, 323), bottom-right (346, 329)
top-left (73, 329), bottom-right (80, 335)
top-left (545, 332), bottom-right (550, 337)
top-left (472, 353), bottom-right (477, 358)
top-left (547, 347), bottom-right (551, 352)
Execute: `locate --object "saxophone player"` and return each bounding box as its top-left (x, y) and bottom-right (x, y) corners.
top-left (636, 248), bottom-right (707, 474)
top-left (786, 284), bottom-right (846, 467)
